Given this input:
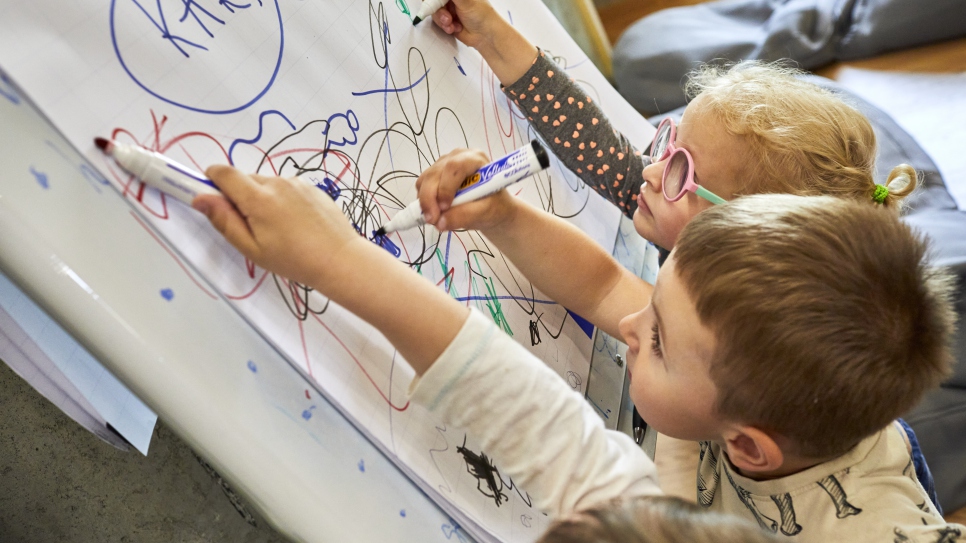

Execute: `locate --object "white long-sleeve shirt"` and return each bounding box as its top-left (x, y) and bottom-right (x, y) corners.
top-left (409, 309), bottom-right (662, 516)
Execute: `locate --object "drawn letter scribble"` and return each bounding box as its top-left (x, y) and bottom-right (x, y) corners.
top-left (110, 0), bottom-right (284, 114)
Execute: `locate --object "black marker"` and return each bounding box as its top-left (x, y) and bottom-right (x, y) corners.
top-left (412, 0), bottom-right (446, 25)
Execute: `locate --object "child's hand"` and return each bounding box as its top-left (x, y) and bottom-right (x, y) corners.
top-left (432, 0), bottom-right (499, 50)
top-left (432, 0), bottom-right (538, 86)
top-left (416, 148), bottom-right (517, 232)
top-left (193, 165), bottom-right (363, 288)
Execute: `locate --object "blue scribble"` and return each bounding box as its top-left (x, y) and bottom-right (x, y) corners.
top-left (0, 71), bottom-right (19, 104)
top-left (228, 109), bottom-right (295, 162)
top-left (322, 109), bottom-right (361, 148)
top-left (220, 0), bottom-right (263, 14)
top-left (125, 0), bottom-right (222, 58)
top-left (29, 166), bottom-right (49, 189)
top-left (311, 176), bottom-right (341, 201)
top-left (358, 459), bottom-right (365, 472)
top-left (80, 164), bottom-right (110, 189)
top-left (442, 520), bottom-right (470, 542)
top-left (43, 141), bottom-right (109, 193)
top-left (247, 360), bottom-right (258, 373)
top-left (160, 288), bottom-right (175, 300)
top-left (591, 400), bottom-right (611, 419)
top-left (443, 231), bottom-right (453, 292)
top-left (370, 231), bottom-right (401, 257)
top-left (399, 509), bottom-right (406, 518)
top-left (566, 309), bottom-right (595, 339)
top-left (351, 69), bottom-right (430, 97)
top-left (454, 57), bottom-right (466, 76)
top-left (301, 405), bottom-right (316, 420)
top-left (110, 0), bottom-right (284, 114)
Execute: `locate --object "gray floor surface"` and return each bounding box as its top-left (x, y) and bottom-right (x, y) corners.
top-left (0, 361), bottom-right (291, 543)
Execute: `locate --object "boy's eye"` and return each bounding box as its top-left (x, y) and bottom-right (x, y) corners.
top-left (650, 323), bottom-right (662, 357)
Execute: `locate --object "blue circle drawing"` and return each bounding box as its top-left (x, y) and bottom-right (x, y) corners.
top-left (109, 0), bottom-right (284, 115)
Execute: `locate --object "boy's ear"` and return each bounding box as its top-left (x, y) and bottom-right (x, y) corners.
top-left (721, 426), bottom-right (784, 474)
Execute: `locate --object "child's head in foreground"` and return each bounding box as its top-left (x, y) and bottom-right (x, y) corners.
top-left (636, 61), bottom-right (915, 250)
top-left (621, 194), bottom-right (955, 471)
top-left (537, 495), bottom-right (780, 543)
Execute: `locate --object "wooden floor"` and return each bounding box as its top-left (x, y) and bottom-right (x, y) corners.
top-left (594, 0), bottom-right (966, 523)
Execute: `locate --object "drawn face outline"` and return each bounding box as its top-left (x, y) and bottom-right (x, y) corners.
top-left (632, 95), bottom-right (747, 250)
top-left (619, 253), bottom-right (721, 441)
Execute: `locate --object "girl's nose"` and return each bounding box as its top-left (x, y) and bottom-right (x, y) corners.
top-left (642, 157), bottom-right (664, 193)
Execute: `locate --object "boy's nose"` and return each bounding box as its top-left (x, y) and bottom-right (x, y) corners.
top-left (618, 310), bottom-right (643, 350)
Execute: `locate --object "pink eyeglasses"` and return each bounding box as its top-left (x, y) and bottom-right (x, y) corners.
top-left (649, 118), bottom-right (726, 205)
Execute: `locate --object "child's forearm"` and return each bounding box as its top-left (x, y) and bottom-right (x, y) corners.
top-left (481, 198), bottom-right (652, 338)
top-left (472, 9), bottom-right (538, 86)
top-left (313, 238), bottom-right (469, 376)
top-left (502, 52), bottom-right (647, 220)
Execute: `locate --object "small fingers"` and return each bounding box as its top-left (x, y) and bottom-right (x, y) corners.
top-left (435, 199), bottom-right (489, 231)
top-left (193, 194), bottom-right (261, 258)
top-left (437, 149), bottom-right (489, 211)
top-left (416, 165), bottom-right (442, 225)
top-left (205, 164), bottom-right (262, 212)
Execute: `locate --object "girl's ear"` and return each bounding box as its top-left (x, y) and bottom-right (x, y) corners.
top-left (721, 426), bottom-right (784, 474)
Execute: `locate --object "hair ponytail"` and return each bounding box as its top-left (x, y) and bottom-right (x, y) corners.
top-left (878, 164), bottom-right (917, 209)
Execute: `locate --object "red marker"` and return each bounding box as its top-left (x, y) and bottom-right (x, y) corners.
top-left (95, 138), bottom-right (219, 206)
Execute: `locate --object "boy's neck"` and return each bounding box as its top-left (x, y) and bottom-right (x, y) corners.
top-left (723, 446), bottom-right (835, 481)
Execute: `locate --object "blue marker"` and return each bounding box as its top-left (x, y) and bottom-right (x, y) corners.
top-left (95, 137), bottom-right (219, 206)
top-left (377, 140), bottom-right (550, 235)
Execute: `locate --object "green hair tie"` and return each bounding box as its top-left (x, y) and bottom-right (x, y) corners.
top-left (872, 184), bottom-right (889, 204)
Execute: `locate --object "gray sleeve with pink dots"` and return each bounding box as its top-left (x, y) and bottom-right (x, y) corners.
top-left (502, 51), bottom-right (646, 218)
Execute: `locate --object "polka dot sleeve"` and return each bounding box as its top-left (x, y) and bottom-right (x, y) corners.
top-left (502, 50), bottom-right (646, 219)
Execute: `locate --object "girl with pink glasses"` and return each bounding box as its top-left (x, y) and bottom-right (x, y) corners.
top-left (418, 0), bottom-right (914, 253)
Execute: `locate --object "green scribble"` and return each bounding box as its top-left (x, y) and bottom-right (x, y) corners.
top-left (473, 255), bottom-right (512, 336)
top-left (395, 0), bottom-right (412, 19)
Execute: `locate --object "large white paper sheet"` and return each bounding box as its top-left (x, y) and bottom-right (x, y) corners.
top-left (0, 1), bottom-right (654, 540)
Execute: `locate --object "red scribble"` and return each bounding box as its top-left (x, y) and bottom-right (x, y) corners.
top-left (129, 211), bottom-right (218, 299)
top-left (223, 268), bottom-right (271, 301)
top-left (111, 111), bottom-right (429, 413)
top-left (436, 265), bottom-right (456, 290)
top-left (298, 318), bottom-right (314, 378)
top-left (305, 389), bottom-right (311, 399)
top-left (308, 309), bottom-right (410, 412)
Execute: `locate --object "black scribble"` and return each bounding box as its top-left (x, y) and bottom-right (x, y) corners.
top-left (529, 320), bottom-right (541, 345)
top-left (565, 370), bottom-right (581, 390)
top-left (456, 435), bottom-right (508, 507)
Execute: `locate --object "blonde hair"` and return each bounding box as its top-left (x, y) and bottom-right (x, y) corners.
top-left (686, 61), bottom-right (915, 209)
top-left (674, 194), bottom-right (956, 457)
top-left (537, 496), bottom-right (780, 543)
